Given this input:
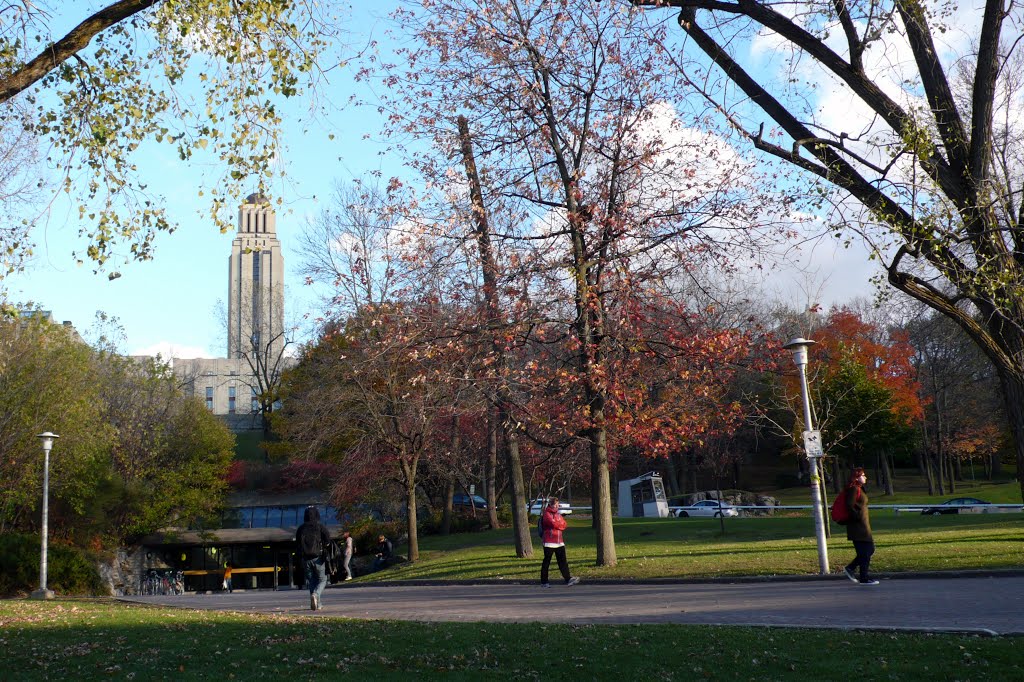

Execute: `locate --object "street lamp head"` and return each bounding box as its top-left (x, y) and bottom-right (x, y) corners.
top-left (783, 338), bottom-right (816, 367)
top-left (36, 432), bottom-right (60, 452)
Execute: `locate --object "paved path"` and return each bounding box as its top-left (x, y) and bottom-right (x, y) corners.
top-left (121, 574), bottom-right (1024, 635)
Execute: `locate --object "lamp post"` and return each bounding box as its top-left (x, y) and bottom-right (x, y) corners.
top-left (31, 432), bottom-right (59, 600)
top-left (782, 339), bottom-right (830, 575)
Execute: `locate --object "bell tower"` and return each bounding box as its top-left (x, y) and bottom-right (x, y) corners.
top-left (227, 194), bottom-right (284, 361)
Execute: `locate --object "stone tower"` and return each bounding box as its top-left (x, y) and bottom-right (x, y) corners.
top-left (227, 194), bottom-right (285, 362)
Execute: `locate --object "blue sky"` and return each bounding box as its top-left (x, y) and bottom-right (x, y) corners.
top-left (5, 2), bottom-right (404, 357)
top-left (4, 1), bottom-right (877, 357)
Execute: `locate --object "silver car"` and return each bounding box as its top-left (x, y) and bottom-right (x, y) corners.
top-left (528, 498), bottom-right (573, 515)
top-left (674, 500), bottom-right (739, 518)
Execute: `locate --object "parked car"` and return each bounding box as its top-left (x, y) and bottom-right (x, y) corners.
top-left (528, 498), bottom-right (573, 515)
top-left (452, 493), bottom-right (488, 511)
top-left (920, 497), bottom-right (992, 515)
top-left (674, 499), bottom-right (739, 518)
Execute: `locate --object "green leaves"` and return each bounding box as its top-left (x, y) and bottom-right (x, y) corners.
top-left (0, 315), bottom-right (234, 544)
top-left (0, 0), bottom-right (336, 272)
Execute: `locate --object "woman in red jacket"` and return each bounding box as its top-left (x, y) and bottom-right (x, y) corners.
top-left (540, 497), bottom-right (580, 588)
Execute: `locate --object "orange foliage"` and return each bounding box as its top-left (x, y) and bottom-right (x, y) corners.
top-left (813, 308), bottom-right (925, 423)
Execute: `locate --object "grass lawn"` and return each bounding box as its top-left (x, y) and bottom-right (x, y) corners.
top-left (1, 599), bottom-right (1020, 681)
top-left (770, 479), bottom-right (1023, 505)
top-left (372, 513), bottom-right (1024, 582)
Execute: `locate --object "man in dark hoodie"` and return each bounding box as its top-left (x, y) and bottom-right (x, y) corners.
top-left (296, 506), bottom-right (332, 610)
top-left (372, 534), bottom-right (393, 572)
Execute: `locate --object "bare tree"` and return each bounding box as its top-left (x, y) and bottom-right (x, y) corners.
top-left (384, 0), bottom-right (784, 566)
top-left (637, 0), bottom-right (1024, 500)
top-left (228, 288), bottom-right (297, 441)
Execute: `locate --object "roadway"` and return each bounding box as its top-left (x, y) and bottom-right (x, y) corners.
top-left (121, 573), bottom-right (1024, 635)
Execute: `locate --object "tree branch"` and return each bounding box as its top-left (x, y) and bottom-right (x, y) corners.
top-left (0, 0), bottom-right (160, 105)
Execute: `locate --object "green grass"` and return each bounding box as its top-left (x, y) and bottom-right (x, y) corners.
top-left (371, 514), bottom-right (1024, 582)
top-left (771, 479), bottom-right (1023, 505)
top-left (0, 599), bottom-right (1020, 681)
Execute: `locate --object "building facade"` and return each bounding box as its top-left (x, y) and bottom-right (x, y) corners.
top-left (228, 194), bottom-right (285, 362)
top-left (172, 357), bottom-right (260, 430)
top-left (173, 194), bottom-right (291, 430)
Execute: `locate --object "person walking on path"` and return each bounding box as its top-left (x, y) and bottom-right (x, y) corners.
top-left (539, 497), bottom-right (580, 588)
top-left (296, 506), bottom-right (332, 610)
top-left (842, 467), bottom-right (878, 586)
top-left (222, 563), bottom-right (233, 593)
top-left (342, 531), bottom-right (354, 581)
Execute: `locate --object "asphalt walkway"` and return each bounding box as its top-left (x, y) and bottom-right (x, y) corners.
top-left (121, 573), bottom-right (1024, 635)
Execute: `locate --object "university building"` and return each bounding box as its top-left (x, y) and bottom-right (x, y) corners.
top-left (171, 193), bottom-right (292, 431)
top-left (131, 194), bottom-right (315, 595)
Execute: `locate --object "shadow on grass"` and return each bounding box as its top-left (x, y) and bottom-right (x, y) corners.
top-left (4, 599), bottom-right (1022, 681)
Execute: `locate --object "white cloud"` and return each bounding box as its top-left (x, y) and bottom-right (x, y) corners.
top-left (770, 236), bottom-right (882, 309)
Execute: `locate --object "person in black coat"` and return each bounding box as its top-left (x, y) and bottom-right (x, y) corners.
top-left (296, 506), bottom-right (332, 609)
top-left (842, 467), bottom-right (878, 585)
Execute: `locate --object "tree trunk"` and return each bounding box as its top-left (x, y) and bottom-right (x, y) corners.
top-left (715, 477), bottom-right (726, 534)
top-left (919, 411), bottom-right (936, 494)
top-left (945, 451), bottom-right (956, 494)
top-left (502, 415), bottom-right (533, 558)
top-left (880, 450), bottom-right (894, 496)
top-left (486, 411), bottom-right (500, 529)
top-left (919, 434), bottom-right (936, 495)
top-left (933, 450), bottom-right (945, 495)
top-left (999, 373), bottom-right (1024, 503)
top-left (405, 478), bottom-right (419, 562)
top-left (687, 450), bottom-right (698, 492)
top-left (831, 457), bottom-right (843, 494)
top-left (440, 478), bottom-right (455, 536)
top-left (579, 302), bottom-right (616, 565)
top-left (457, 115), bottom-right (533, 557)
top-left (588, 412), bottom-right (617, 566)
top-left (663, 454), bottom-right (680, 497)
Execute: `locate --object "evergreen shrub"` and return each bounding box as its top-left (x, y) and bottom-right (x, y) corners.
top-left (0, 533), bottom-right (108, 597)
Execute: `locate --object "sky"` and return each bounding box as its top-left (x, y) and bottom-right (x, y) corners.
top-left (3, 1), bottom-right (882, 358)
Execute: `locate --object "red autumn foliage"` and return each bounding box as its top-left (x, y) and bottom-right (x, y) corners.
top-left (810, 308), bottom-right (925, 424)
top-left (224, 460), bottom-right (247, 490)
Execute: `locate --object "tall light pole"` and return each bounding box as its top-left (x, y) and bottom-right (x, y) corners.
top-left (782, 339), bottom-right (830, 575)
top-left (32, 432), bottom-right (59, 600)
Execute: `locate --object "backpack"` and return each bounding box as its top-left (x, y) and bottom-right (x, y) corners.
top-left (324, 540), bottom-right (342, 575)
top-left (299, 524), bottom-right (324, 557)
top-left (537, 513), bottom-right (545, 540)
top-left (830, 488), bottom-right (858, 525)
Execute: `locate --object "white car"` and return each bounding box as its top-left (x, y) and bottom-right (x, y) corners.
top-left (674, 500), bottom-right (739, 518)
top-left (528, 498), bottom-right (573, 515)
